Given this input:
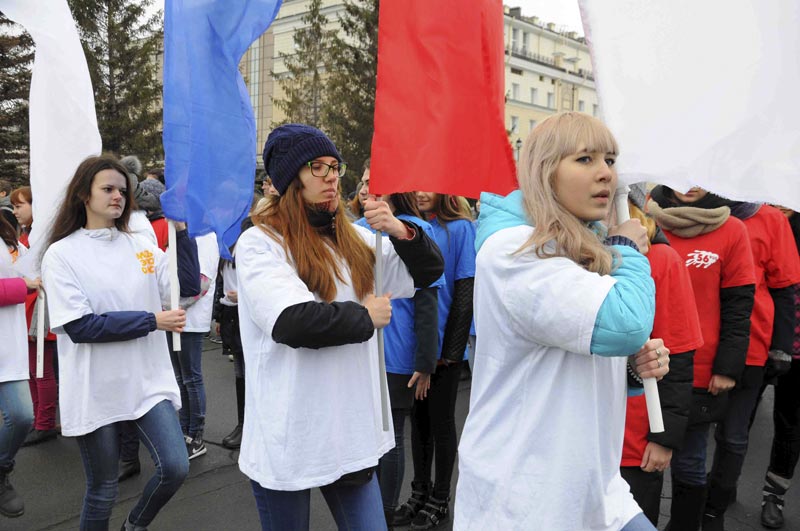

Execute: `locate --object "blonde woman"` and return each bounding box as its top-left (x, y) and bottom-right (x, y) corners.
top-left (455, 112), bottom-right (669, 531)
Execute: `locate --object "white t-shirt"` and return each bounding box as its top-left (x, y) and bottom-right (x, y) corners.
top-left (236, 224), bottom-right (415, 491)
top-left (129, 210), bottom-right (157, 245)
top-left (184, 233), bottom-right (219, 332)
top-left (42, 228), bottom-right (181, 437)
top-left (220, 260), bottom-right (237, 307)
top-left (455, 226), bottom-right (641, 531)
top-left (0, 246), bottom-right (30, 383)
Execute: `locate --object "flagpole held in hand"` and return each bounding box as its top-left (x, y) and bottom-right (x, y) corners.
top-left (168, 220), bottom-right (181, 351)
top-left (375, 232), bottom-right (390, 432)
top-left (615, 185), bottom-right (664, 433)
top-left (36, 290), bottom-right (45, 379)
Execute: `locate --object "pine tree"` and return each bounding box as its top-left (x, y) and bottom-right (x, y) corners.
top-left (68, 0), bottom-right (163, 166)
top-left (0, 14), bottom-right (34, 187)
top-left (272, 0), bottom-right (335, 129)
top-left (321, 0), bottom-right (378, 191)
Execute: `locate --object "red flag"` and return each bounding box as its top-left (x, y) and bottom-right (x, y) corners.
top-left (370, 0), bottom-right (516, 199)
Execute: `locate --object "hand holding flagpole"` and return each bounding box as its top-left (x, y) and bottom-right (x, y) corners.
top-left (374, 234), bottom-right (390, 431)
top-left (36, 289), bottom-right (46, 379)
top-left (168, 220), bottom-right (181, 351)
top-left (614, 185), bottom-right (664, 433)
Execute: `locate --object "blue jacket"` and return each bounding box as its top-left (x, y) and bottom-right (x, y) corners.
top-left (477, 191), bottom-right (654, 357)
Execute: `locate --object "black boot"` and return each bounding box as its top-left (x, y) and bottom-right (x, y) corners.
top-left (666, 480), bottom-right (706, 531)
top-left (761, 471), bottom-right (790, 529)
top-left (411, 495), bottom-right (450, 530)
top-left (701, 511), bottom-right (724, 531)
top-left (223, 377), bottom-right (245, 449)
top-left (222, 424), bottom-right (243, 449)
top-left (393, 481), bottom-right (430, 526)
top-left (0, 466), bottom-right (24, 518)
top-left (118, 459), bottom-right (141, 482)
top-left (703, 479), bottom-right (733, 530)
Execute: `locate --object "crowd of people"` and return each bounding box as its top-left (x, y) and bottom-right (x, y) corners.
top-left (0, 112), bottom-right (798, 531)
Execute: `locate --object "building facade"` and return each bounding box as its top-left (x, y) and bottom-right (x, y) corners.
top-left (503, 6), bottom-right (598, 158)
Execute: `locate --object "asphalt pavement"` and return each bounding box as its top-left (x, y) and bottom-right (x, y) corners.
top-left (2, 339), bottom-right (797, 530)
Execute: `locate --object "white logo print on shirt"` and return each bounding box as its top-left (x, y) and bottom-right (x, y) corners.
top-left (686, 250), bottom-right (719, 269)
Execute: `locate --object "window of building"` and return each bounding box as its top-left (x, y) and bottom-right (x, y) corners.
top-left (529, 119), bottom-right (537, 132)
top-left (511, 67), bottom-right (523, 76)
top-left (511, 83), bottom-right (520, 100)
top-left (530, 88), bottom-right (538, 105)
top-left (547, 92), bottom-right (555, 109)
top-left (578, 100), bottom-right (585, 112)
top-left (593, 104), bottom-right (599, 116)
top-left (512, 28), bottom-right (519, 50)
top-left (522, 32), bottom-right (529, 52)
top-left (510, 116), bottom-right (519, 133)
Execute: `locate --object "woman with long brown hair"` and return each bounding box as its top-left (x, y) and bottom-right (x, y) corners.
top-left (41, 154), bottom-right (201, 530)
top-left (235, 124), bottom-right (443, 531)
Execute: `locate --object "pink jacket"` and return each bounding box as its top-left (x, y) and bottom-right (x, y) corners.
top-left (0, 278), bottom-right (27, 307)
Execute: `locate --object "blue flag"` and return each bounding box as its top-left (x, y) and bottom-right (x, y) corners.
top-left (161, 0), bottom-right (282, 258)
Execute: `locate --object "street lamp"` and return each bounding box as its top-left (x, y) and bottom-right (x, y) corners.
top-left (515, 138), bottom-right (523, 161)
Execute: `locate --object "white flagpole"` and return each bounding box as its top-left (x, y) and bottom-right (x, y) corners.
top-left (615, 186), bottom-right (664, 433)
top-left (36, 290), bottom-right (45, 379)
top-left (168, 220), bottom-right (181, 351)
top-left (374, 232), bottom-right (390, 431)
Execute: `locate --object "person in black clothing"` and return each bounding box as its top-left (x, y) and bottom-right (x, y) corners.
top-left (759, 205), bottom-right (800, 530)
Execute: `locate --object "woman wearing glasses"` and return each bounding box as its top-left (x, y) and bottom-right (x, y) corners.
top-left (236, 124), bottom-right (444, 531)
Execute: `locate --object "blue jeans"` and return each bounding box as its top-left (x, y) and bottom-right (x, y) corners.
top-left (251, 473), bottom-right (387, 531)
top-left (168, 332), bottom-right (206, 438)
top-left (671, 421), bottom-right (711, 486)
top-left (0, 380), bottom-right (33, 470)
top-left (621, 512), bottom-right (657, 531)
top-left (76, 400), bottom-right (189, 530)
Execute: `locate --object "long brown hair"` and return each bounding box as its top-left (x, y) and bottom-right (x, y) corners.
top-left (389, 192), bottom-right (422, 219)
top-left (349, 181), bottom-right (364, 217)
top-left (251, 179), bottom-right (375, 302)
top-left (47, 155), bottom-right (134, 248)
top-left (0, 215), bottom-right (17, 251)
top-left (427, 194), bottom-right (472, 223)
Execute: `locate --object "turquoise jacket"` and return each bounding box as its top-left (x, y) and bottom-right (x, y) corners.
top-left (476, 191), bottom-right (655, 357)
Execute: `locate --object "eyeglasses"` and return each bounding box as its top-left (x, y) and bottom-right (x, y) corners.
top-left (306, 161), bottom-right (347, 178)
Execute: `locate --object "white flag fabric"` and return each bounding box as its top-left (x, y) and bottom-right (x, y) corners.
top-left (0, 0), bottom-right (101, 256)
top-left (579, 0), bottom-right (800, 211)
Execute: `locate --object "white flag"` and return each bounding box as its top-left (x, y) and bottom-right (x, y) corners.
top-left (580, 0), bottom-right (800, 211)
top-left (0, 0), bottom-right (102, 258)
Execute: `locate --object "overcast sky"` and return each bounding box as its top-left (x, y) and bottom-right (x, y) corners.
top-left (145, 1), bottom-right (585, 35)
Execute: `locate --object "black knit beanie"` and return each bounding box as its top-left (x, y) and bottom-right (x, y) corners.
top-left (262, 124), bottom-right (342, 195)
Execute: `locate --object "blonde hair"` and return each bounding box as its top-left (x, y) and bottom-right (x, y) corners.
top-left (628, 201), bottom-right (657, 242)
top-left (518, 112), bottom-right (619, 275)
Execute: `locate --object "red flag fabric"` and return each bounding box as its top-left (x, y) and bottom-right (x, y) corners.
top-left (370, 0), bottom-right (516, 199)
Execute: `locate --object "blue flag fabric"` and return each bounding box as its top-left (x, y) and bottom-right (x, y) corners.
top-left (161, 0), bottom-right (282, 258)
